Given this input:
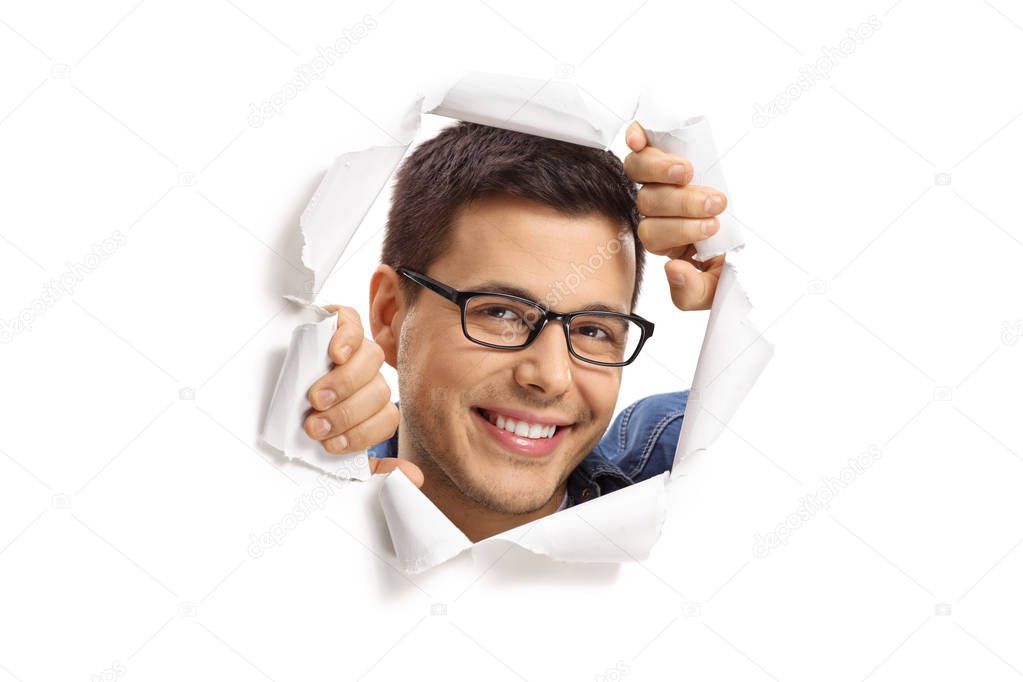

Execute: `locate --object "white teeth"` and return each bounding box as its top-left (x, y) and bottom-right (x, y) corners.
top-left (482, 410), bottom-right (558, 440)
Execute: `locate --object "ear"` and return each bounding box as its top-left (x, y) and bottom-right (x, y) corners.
top-left (369, 264), bottom-right (405, 368)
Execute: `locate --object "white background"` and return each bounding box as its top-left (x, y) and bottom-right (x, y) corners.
top-left (2, 0), bottom-right (1022, 680)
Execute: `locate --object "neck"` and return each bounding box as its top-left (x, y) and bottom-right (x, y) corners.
top-left (396, 427), bottom-right (566, 543)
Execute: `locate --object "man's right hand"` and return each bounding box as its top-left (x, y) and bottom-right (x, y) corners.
top-left (304, 304), bottom-right (424, 487)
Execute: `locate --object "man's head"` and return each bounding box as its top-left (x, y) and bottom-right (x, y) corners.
top-left (369, 121), bottom-right (645, 516)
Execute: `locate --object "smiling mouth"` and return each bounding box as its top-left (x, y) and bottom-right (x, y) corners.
top-left (473, 407), bottom-right (563, 439)
top-left (470, 406), bottom-right (572, 457)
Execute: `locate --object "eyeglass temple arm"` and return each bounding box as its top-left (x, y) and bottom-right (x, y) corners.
top-left (396, 267), bottom-right (460, 304)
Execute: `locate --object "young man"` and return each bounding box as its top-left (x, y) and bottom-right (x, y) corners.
top-left (303, 121), bottom-right (726, 542)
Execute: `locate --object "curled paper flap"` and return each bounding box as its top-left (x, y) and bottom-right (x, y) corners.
top-left (379, 468), bottom-right (669, 574)
top-left (260, 313), bottom-right (372, 481)
top-left (670, 261), bottom-right (774, 477)
top-left (261, 71), bottom-right (772, 572)
top-left (299, 145), bottom-right (410, 297)
top-left (296, 96), bottom-right (423, 299)
top-left (426, 71), bottom-right (627, 149)
top-left (634, 98), bottom-right (744, 262)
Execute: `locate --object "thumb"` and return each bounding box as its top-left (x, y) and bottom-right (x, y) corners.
top-left (370, 457), bottom-right (425, 488)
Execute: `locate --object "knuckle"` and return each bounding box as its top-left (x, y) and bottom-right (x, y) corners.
top-left (683, 190), bottom-right (702, 215)
top-left (332, 403), bottom-right (353, 432)
top-left (386, 403), bottom-right (400, 430)
top-left (636, 219), bottom-right (655, 248)
top-left (328, 345), bottom-right (346, 364)
top-left (636, 187), bottom-right (652, 215)
top-left (623, 153), bottom-right (639, 176)
top-left (331, 372), bottom-right (354, 400)
top-left (366, 338), bottom-right (386, 365)
top-left (371, 373), bottom-right (391, 401)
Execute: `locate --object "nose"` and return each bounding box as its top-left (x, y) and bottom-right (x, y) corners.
top-left (512, 321), bottom-right (573, 396)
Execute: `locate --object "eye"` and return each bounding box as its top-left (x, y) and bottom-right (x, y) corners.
top-left (480, 305), bottom-right (521, 321)
top-left (576, 325), bottom-right (611, 341)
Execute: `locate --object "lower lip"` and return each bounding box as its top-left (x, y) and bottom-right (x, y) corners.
top-left (472, 408), bottom-right (569, 457)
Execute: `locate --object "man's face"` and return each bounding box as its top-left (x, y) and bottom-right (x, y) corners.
top-left (393, 193), bottom-right (637, 515)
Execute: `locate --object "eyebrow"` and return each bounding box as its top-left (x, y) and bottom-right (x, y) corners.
top-left (466, 279), bottom-right (628, 315)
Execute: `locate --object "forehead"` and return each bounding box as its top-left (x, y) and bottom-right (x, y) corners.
top-left (431, 193), bottom-right (636, 313)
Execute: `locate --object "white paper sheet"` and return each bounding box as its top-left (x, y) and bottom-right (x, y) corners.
top-left (634, 98), bottom-right (744, 262)
top-left (670, 260), bottom-right (774, 478)
top-left (296, 96), bottom-right (423, 299)
top-left (260, 71), bottom-right (773, 574)
top-left (426, 71), bottom-right (626, 149)
top-left (260, 312), bottom-right (372, 481)
top-left (380, 468), bottom-right (669, 574)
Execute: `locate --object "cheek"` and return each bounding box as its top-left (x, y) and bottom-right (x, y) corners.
top-left (579, 374), bottom-right (622, 424)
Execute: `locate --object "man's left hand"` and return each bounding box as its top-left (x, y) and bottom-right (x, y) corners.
top-left (624, 120), bottom-right (727, 311)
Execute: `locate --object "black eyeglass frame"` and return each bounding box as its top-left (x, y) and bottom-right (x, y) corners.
top-left (396, 266), bottom-right (655, 367)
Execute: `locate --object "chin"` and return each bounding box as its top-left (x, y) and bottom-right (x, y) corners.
top-left (465, 477), bottom-right (558, 516)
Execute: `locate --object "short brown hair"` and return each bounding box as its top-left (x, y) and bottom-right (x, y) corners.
top-left (380, 121), bottom-right (645, 312)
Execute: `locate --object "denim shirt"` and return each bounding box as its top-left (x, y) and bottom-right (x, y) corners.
top-left (367, 390), bottom-right (689, 508)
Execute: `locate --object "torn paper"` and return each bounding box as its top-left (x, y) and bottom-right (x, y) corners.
top-left (380, 468), bottom-right (668, 574)
top-left (260, 71), bottom-right (772, 574)
top-left (297, 96), bottom-right (424, 299)
top-left (634, 100), bottom-right (743, 262)
top-left (425, 71), bottom-right (626, 149)
top-left (670, 260), bottom-right (774, 478)
top-left (261, 312), bottom-right (372, 481)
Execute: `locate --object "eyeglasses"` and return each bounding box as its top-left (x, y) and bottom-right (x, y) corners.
top-left (396, 266), bottom-right (655, 367)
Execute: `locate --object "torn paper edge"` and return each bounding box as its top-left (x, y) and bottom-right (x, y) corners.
top-left (380, 468), bottom-right (670, 575)
top-left (669, 260), bottom-right (774, 479)
top-left (634, 97), bottom-right (744, 262)
top-left (260, 312), bottom-right (373, 481)
top-left (260, 71), bottom-right (773, 573)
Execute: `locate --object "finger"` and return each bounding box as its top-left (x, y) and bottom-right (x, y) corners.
top-left (323, 402), bottom-right (400, 455)
top-left (637, 184), bottom-right (728, 219)
top-left (307, 338), bottom-right (386, 410)
top-left (304, 373), bottom-right (391, 440)
top-left (637, 217), bottom-right (720, 255)
top-left (625, 121), bottom-right (648, 152)
top-left (664, 256), bottom-right (724, 311)
top-left (624, 145), bottom-right (693, 186)
top-left (370, 457), bottom-right (424, 488)
top-left (326, 305), bottom-right (365, 365)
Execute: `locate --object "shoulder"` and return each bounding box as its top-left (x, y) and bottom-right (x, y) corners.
top-left (593, 390), bottom-right (690, 481)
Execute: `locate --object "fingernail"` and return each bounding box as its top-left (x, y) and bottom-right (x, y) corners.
top-left (704, 195), bottom-right (724, 213)
top-left (702, 219), bottom-right (719, 236)
top-left (338, 345), bottom-right (353, 362)
top-left (315, 389), bottom-right (337, 407)
top-left (667, 164), bottom-right (686, 183)
top-left (333, 434), bottom-right (349, 451)
top-left (312, 418), bottom-right (331, 437)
